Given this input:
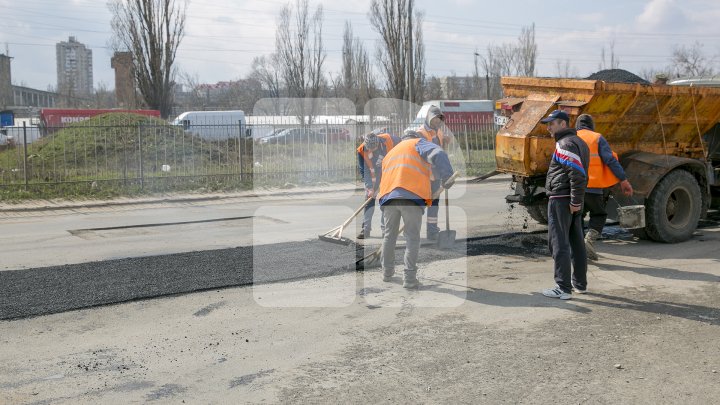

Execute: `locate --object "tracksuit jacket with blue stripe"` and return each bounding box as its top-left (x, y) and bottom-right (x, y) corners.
top-left (545, 128), bottom-right (590, 209)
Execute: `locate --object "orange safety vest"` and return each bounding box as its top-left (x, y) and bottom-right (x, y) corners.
top-left (576, 129), bottom-right (620, 189)
top-left (357, 133), bottom-right (396, 187)
top-left (417, 126), bottom-right (446, 149)
top-left (378, 138), bottom-right (433, 206)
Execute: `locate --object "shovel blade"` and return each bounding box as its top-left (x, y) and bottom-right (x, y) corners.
top-left (436, 230), bottom-right (457, 249)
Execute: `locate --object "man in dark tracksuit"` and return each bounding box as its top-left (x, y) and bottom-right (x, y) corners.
top-left (540, 110), bottom-right (590, 300)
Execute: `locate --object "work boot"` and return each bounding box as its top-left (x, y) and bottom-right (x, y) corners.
top-left (426, 224), bottom-right (440, 241)
top-left (357, 229), bottom-right (370, 239)
top-left (382, 268), bottom-right (395, 282)
top-left (403, 270), bottom-right (420, 289)
top-left (585, 229), bottom-right (600, 261)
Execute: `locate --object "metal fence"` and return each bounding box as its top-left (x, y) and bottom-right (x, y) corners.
top-left (0, 116), bottom-right (498, 196)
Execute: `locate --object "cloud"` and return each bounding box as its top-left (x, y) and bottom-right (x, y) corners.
top-left (636, 0), bottom-right (688, 31)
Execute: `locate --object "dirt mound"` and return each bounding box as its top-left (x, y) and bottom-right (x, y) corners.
top-left (585, 69), bottom-right (649, 84)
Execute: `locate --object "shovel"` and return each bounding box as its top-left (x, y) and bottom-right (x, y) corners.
top-left (319, 197), bottom-right (373, 245)
top-left (436, 188), bottom-right (456, 249)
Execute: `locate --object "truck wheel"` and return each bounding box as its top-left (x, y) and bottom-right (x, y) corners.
top-left (630, 228), bottom-right (649, 240)
top-left (526, 200), bottom-right (548, 225)
top-left (645, 170), bottom-right (702, 243)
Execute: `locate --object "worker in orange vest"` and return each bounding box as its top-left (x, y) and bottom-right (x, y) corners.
top-left (378, 129), bottom-right (455, 289)
top-left (416, 105), bottom-right (453, 240)
top-left (575, 114), bottom-right (633, 260)
top-left (356, 129), bottom-right (400, 239)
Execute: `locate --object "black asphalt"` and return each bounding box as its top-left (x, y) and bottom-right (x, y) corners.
top-left (0, 239), bottom-right (468, 320)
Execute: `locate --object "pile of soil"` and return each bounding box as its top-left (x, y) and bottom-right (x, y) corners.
top-left (585, 69), bottom-right (649, 84)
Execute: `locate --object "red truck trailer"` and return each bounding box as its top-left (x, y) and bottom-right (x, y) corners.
top-left (40, 109), bottom-right (161, 133)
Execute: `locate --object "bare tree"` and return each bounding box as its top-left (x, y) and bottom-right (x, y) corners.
top-left (249, 54), bottom-right (285, 114)
top-left (598, 39), bottom-right (620, 71)
top-left (369, 0), bottom-right (425, 103)
top-left (424, 75), bottom-right (444, 100)
top-left (517, 23), bottom-right (537, 76)
top-left (176, 71), bottom-right (207, 110)
top-left (275, 0), bottom-right (326, 122)
top-left (671, 41), bottom-right (716, 77)
top-left (109, 0), bottom-right (187, 118)
top-left (479, 24), bottom-right (537, 99)
top-left (92, 82), bottom-right (117, 108)
top-left (341, 21), bottom-right (376, 113)
top-left (554, 59), bottom-right (578, 78)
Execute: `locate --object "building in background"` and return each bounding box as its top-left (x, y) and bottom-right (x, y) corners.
top-left (111, 51), bottom-right (137, 109)
top-left (0, 54), bottom-right (12, 109)
top-left (0, 53), bottom-right (56, 114)
top-left (56, 36), bottom-right (93, 101)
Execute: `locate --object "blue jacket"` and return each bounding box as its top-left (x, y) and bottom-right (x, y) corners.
top-left (357, 133), bottom-right (401, 189)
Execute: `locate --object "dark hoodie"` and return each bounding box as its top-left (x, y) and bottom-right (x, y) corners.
top-left (545, 127), bottom-right (590, 208)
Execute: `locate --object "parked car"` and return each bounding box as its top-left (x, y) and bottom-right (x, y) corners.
top-left (258, 128), bottom-right (323, 144)
top-left (255, 128), bottom-right (287, 143)
top-left (316, 126), bottom-right (351, 142)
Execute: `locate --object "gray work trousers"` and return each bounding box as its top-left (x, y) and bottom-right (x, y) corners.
top-left (548, 197), bottom-right (588, 293)
top-left (381, 200), bottom-right (424, 273)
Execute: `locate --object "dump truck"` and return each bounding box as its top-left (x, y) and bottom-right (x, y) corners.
top-left (494, 76), bottom-right (720, 243)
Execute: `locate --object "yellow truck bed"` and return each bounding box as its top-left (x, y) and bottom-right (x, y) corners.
top-left (495, 77), bottom-right (720, 176)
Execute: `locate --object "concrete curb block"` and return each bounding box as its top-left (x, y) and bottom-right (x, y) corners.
top-left (0, 175), bottom-right (511, 212)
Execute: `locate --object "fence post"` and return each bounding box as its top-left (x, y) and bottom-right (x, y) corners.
top-left (22, 122), bottom-right (28, 190)
top-left (238, 119), bottom-right (243, 180)
top-left (138, 123), bottom-right (144, 189)
top-left (463, 121), bottom-right (471, 168)
top-left (325, 120), bottom-right (330, 178)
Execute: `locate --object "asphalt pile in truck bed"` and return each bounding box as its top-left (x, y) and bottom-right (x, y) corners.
top-left (585, 69), bottom-right (649, 84)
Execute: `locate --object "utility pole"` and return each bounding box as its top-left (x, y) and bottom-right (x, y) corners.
top-left (474, 51), bottom-right (480, 99)
top-left (407, 0), bottom-right (414, 122)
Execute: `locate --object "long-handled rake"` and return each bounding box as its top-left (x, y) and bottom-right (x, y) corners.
top-left (318, 197), bottom-right (373, 245)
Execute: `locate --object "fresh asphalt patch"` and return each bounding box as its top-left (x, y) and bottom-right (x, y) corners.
top-left (0, 231), bottom-right (551, 320)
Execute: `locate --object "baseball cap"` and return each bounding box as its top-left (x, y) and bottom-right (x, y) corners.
top-left (540, 110), bottom-right (570, 124)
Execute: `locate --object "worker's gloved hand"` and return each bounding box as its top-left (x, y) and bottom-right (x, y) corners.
top-left (442, 177), bottom-right (455, 190)
top-left (620, 179), bottom-right (633, 197)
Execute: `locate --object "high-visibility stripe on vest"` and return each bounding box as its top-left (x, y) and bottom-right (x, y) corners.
top-left (357, 133), bottom-right (396, 187)
top-left (378, 138), bottom-right (433, 206)
top-left (576, 129), bottom-right (620, 189)
top-left (417, 126), bottom-right (446, 149)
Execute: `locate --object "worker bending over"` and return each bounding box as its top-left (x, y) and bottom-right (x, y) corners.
top-left (378, 129), bottom-right (455, 289)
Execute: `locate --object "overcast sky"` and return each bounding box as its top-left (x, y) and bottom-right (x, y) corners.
top-left (2, 0), bottom-right (719, 91)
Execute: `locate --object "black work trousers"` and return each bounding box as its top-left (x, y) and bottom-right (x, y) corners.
top-left (583, 190), bottom-right (610, 234)
top-left (548, 197), bottom-right (587, 293)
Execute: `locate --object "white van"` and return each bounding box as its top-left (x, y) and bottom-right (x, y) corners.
top-left (171, 110), bottom-right (247, 140)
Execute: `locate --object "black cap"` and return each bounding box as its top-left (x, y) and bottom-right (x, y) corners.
top-left (575, 114), bottom-right (595, 131)
top-left (540, 110), bottom-right (570, 124)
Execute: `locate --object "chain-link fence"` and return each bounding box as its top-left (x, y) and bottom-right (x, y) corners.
top-left (0, 115), bottom-right (498, 197)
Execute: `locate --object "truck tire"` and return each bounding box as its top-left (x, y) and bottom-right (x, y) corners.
top-left (644, 170), bottom-right (702, 243)
top-left (630, 228), bottom-right (650, 240)
top-left (526, 200), bottom-right (549, 225)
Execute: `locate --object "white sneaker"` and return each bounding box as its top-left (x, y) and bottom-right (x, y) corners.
top-left (542, 286), bottom-right (572, 300)
top-left (572, 283), bottom-right (587, 294)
